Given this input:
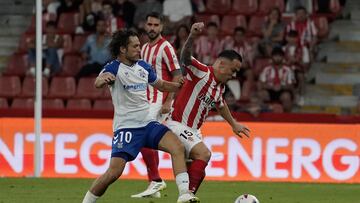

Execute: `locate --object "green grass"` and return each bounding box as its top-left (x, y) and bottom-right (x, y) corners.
top-left (0, 178), bottom-right (359, 203)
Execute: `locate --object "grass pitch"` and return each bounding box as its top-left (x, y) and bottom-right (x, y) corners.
top-left (0, 178), bottom-right (359, 203)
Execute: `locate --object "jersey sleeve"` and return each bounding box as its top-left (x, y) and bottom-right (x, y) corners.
top-left (138, 60), bottom-right (158, 84)
top-left (184, 57), bottom-right (209, 79)
top-left (100, 60), bottom-right (120, 76)
top-left (163, 44), bottom-right (181, 72)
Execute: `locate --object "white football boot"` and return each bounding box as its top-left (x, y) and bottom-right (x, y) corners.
top-left (177, 192), bottom-right (200, 203)
top-left (131, 180), bottom-right (166, 198)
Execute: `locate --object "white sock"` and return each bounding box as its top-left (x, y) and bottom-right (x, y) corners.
top-left (82, 191), bottom-right (99, 203)
top-left (175, 172), bottom-right (190, 195)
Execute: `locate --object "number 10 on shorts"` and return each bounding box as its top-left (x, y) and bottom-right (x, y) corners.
top-left (113, 131), bottom-right (133, 148)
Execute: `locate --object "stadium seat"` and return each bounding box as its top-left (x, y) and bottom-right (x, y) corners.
top-left (20, 77), bottom-right (49, 98)
top-left (314, 16), bottom-right (329, 39)
top-left (231, 0), bottom-right (258, 15)
top-left (66, 99), bottom-right (92, 110)
top-left (11, 98), bottom-right (34, 109)
top-left (258, 0), bottom-right (285, 14)
top-left (62, 34), bottom-right (73, 54)
top-left (102, 87), bottom-right (112, 99)
top-left (48, 77), bottom-right (76, 99)
top-left (26, 15), bottom-right (46, 34)
top-left (221, 15), bottom-right (247, 35)
top-left (58, 12), bottom-right (79, 34)
top-left (4, 54), bottom-right (28, 77)
top-left (314, 0), bottom-right (341, 15)
top-left (194, 14), bottom-right (220, 27)
top-left (93, 99), bottom-right (113, 111)
top-left (72, 34), bottom-right (88, 53)
top-left (205, 0), bottom-right (231, 15)
top-left (248, 15), bottom-right (266, 37)
top-left (17, 33), bottom-right (34, 54)
top-left (0, 98), bottom-right (9, 109)
top-left (59, 54), bottom-right (83, 76)
top-left (43, 99), bottom-right (65, 110)
top-left (75, 77), bottom-right (103, 99)
top-left (0, 76), bottom-right (21, 98)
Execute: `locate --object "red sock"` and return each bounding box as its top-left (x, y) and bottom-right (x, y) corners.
top-left (141, 148), bottom-right (161, 182)
top-left (188, 159), bottom-right (207, 194)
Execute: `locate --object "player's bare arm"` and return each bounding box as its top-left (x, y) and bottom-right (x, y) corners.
top-left (161, 71), bottom-right (182, 114)
top-left (152, 78), bottom-right (184, 92)
top-left (216, 103), bottom-right (250, 138)
top-left (94, 72), bottom-right (116, 88)
top-left (180, 22), bottom-right (204, 68)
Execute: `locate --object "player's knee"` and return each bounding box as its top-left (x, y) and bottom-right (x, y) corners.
top-left (190, 145), bottom-right (211, 162)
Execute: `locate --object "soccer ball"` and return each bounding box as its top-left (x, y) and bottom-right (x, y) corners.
top-left (234, 194), bottom-right (259, 203)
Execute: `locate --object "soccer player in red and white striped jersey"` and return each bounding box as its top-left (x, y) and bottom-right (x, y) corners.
top-left (131, 12), bottom-right (182, 198)
top-left (167, 22), bottom-right (250, 194)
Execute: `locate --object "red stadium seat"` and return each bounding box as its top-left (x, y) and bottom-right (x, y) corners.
top-left (66, 99), bottom-right (92, 110)
top-left (20, 77), bottom-right (49, 98)
top-left (93, 99), bottom-right (113, 111)
top-left (248, 15), bottom-right (266, 37)
top-left (231, 0), bottom-right (258, 15)
top-left (254, 58), bottom-right (271, 76)
top-left (258, 0), bottom-right (285, 14)
top-left (48, 77), bottom-right (76, 99)
top-left (0, 76), bottom-right (21, 98)
top-left (0, 98), bottom-right (9, 109)
top-left (4, 54), bottom-right (28, 77)
top-left (62, 34), bottom-right (73, 54)
top-left (102, 87), bottom-right (112, 99)
top-left (59, 54), bottom-right (83, 76)
top-left (58, 12), bottom-right (79, 34)
top-left (314, 16), bottom-right (329, 39)
top-left (221, 15), bottom-right (247, 35)
top-left (72, 34), bottom-right (88, 53)
top-left (75, 77), bottom-right (103, 99)
top-left (17, 33), bottom-right (34, 54)
top-left (11, 98), bottom-right (34, 109)
top-left (26, 15), bottom-right (46, 34)
top-left (194, 14), bottom-right (220, 27)
top-left (43, 99), bottom-right (65, 110)
top-left (205, 0), bottom-right (231, 15)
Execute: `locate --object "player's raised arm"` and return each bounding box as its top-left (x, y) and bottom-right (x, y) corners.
top-left (180, 22), bottom-right (204, 70)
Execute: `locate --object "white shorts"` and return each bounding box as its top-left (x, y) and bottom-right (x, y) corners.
top-left (166, 119), bottom-right (202, 157)
top-left (149, 103), bottom-right (169, 123)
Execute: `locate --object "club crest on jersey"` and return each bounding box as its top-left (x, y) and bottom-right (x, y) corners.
top-left (138, 69), bottom-right (146, 78)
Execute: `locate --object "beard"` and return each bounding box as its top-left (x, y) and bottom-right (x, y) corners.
top-left (147, 31), bottom-right (160, 40)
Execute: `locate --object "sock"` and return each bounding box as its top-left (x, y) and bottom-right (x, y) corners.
top-left (175, 172), bottom-right (190, 195)
top-left (82, 191), bottom-right (99, 203)
top-left (141, 148), bottom-right (162, 182)
top-left (188, 159), bottom-right (207, 194)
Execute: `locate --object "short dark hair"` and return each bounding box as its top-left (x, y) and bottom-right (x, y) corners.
top-left (207, 22), bottom-right (218, 28)
top-left (146, 12), bottom-right (164, 23)
top-left (46, 21), bottom-right (57, 28)
top-left (109, 29), bottom-right (138, 58)
top-left (271, 47), bottom-right (284, 56)
top-left (288, 29), bottom-right (299, 37)
top-left (218, 50), bottom-right (242, 62)
top-left (234, 26), bottom-right (246, 34)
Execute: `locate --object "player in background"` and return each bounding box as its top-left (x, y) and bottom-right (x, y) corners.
top-left (167, 22), bottom-right (251, 194)
top-left (131, 12), bottom-right (182, 198)
top-left (81, 29), bottom-right (199, 203)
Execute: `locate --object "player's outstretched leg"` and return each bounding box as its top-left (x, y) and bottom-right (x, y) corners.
top-left (82, 157), bottom-right (126, 203)
top-left (131, 148), bottom-right (166, 198)
top-left (188, 142), bottom-right (211, 194)
top-left (157, 131), bottom-right (200, 203)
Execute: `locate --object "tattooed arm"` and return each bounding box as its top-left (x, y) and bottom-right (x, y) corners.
top-left (180, 22), bottom-right (204, 74)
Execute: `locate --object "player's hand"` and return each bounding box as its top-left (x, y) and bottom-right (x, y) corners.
top-left (232, 123), bottom-right (250, 138)
top-left (101, 72), bottom-right (116, 85)
top-left (190, 22), bottom-right (205, 35)
top-left (161, 102), bottom-right (172, 114)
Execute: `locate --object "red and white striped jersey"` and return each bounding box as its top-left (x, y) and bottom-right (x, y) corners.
top-left (171, 57), bottom-right (226, 129)
top-left (141, 37), bottom-right (180, 104)
top-left (259, 64), bottom-right (295, 87)
top-left (286, 19), bottom-right (317, 46)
